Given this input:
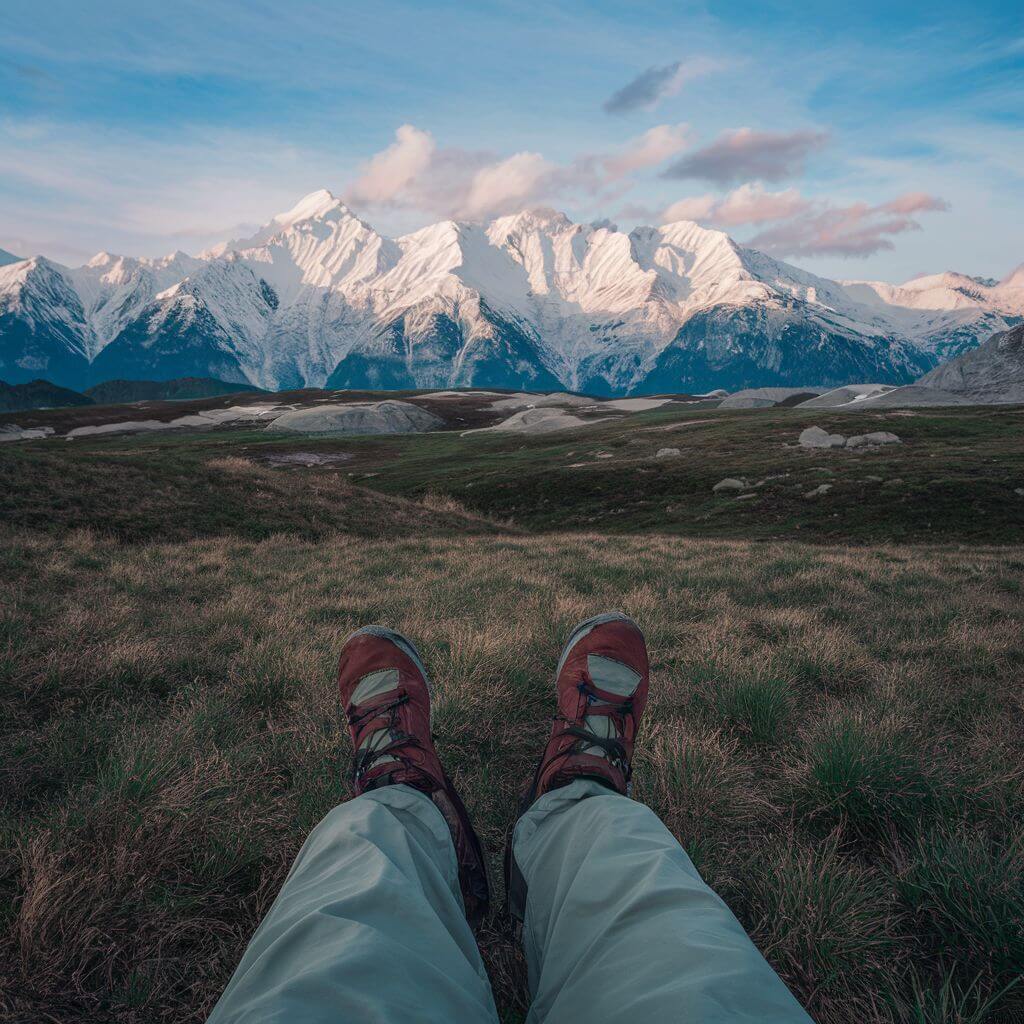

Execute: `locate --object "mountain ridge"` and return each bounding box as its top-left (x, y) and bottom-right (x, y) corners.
top-left (2, 191), bottom-right (1021, 394)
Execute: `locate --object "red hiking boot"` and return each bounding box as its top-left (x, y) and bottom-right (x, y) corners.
top-left (524, 611), bottom-right (650, 805)
top-left (338, 625), bottom-right (490, 925)
top-left (506, 612), bottom-right (650, 926)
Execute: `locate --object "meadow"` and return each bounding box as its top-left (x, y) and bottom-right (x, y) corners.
top-left (1, 401), bottom-right (1023, 1022)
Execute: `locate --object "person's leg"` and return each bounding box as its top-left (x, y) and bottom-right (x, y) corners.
top-left (508, 612), bottom-right (811, 1024)
top-left (513, 780), bottom-right (812, 1023)
top-left (209, 625), bottom-right (496, 1024)
top-left (209, 785), bottom-right (498, 1023)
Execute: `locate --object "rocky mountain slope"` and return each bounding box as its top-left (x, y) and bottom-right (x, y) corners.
top-left (0, 378), bottom-right (93, 412)
top-left (918, 323), bottom-right (1024, 404)
top-left (84, 376), bottom-right (265, 405)
top-left (2, 192), bottom-right (1021, 394)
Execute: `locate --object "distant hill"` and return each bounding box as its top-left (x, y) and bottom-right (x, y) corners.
top-left (0, 249), bottom-right (22, 268)
top-left (83, 376), bottom-right (265, 405)
top-left (0, 378), bottom-right (93, 412)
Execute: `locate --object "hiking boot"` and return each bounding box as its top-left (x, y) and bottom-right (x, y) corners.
top-left (505, 612), bottom-right (650, 927)
top-left (523, 611), bottom-right (650, 806)
top-left (339, 625), bottom-right (490, 925)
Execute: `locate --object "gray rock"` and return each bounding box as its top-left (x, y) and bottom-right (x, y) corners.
top-left (918, 323), bottom-right (1024, 404)
top-left (470, 407), bottom-right (611, 434)
top-left (845, 431), bottom-right (901, 448)
top-left (268, 400), bottom-right (443, 435)
top-left (656, 447), bottom-right (681, 458)
top-left (719, 386), bottom-right (824, 409)
top-left (713, 478), bottom-right (746, 492)
top-left (68, 416), bottom-right (225, 437)
top-left (799, 426), bottom-right (847, 448)
top-left (0, 423), bottom-right (54, 441)
top-left (795, 384), bottom-right (896, 408)
top-left (842, 384), bottom-right (971, 409)
top-left (804, 484), bottom-right (833, 498)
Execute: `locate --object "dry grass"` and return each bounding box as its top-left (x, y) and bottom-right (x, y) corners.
top-left (1, 528), bottom-right (1023, 1022)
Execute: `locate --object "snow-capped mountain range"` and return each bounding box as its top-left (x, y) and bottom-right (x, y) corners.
top-left (2, 190), bottom-right (1022, 394)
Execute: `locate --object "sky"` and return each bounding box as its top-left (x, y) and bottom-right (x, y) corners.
top-left (1, 0), bottom-right (1021, 282)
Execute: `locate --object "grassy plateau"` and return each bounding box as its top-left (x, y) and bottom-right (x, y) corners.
top-left (1, 394), bottom-right (1023, 1023)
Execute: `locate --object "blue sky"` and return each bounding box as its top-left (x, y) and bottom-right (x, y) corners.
top-left (1, 0), bottom-right (1021, 281)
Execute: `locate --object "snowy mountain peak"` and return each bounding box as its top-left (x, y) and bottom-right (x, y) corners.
top-left (86, 251), bottom-right (117, 268)
top-left (273, 188), bottom-right (352, 227)
top-left (488, 207), bottom-right (576, 240)
top-left (2, 193), bottom-right (1021, 396)
top-left (1000, 262), bottom-right (1024, 290)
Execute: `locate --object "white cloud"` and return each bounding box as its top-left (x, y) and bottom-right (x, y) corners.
top-left (458, 152), bottom-right (556, 219)
top-left (661, 183), bottom-right (807, 229)
top-left (662, 194), bottom-right (717, 222)
top-left (711, 183), bottom-right (811, 226)
top-left (347, 124), bottom-right (436, 204)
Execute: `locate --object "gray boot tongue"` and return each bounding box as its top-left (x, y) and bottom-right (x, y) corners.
top-left (353, 669), bottom-right (401, 767)
top-left (581, 655), bottom-right (640, 760)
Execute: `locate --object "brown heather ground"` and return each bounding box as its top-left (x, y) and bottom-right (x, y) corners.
top-left (2, 526), bottom-right (1023, 1023)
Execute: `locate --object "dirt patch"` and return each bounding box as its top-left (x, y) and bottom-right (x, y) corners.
top-left (259, 452), bottom-right (355, 467)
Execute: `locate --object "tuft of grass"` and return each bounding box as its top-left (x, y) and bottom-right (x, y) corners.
top-left (792, 715), bottom-right (938, 845)
top-left (735, 841), bottom-right (900, 1023)
top-left (635, 724), bottom-right (773, 848)
top-left (900, 969), bottom-right (1021, 1024)
top-left (713, 677), bottom-right (792, 746)
top-left (894, 826), bottom-right (1024, 990)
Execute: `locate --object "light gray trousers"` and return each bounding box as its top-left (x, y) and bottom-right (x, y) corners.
top-left (208, 780), bottom-right (813, 1023)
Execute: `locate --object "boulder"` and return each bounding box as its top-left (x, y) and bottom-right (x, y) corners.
top-left (844, 385), bottom-right (971, 409)
top-left (845, 431), bottom-right (901, 448)
top-left (720, 387), bottom-right (824, 409)
top-left (804, 484), bottom-right (833, 498)
top-left (656, 447), bottom-right (681, 458)
top-left (490, 392), bottom-right (595, 412)
top-left (475, 407), bottom-right (611, 434)
top-left (268, 400), bottom-right (443, 435)
top-left (713, 478), bottom-right (746, 492)
top-left (795, 384), bottom-right (896, 408)
top-left (799, 426), bottom-right (847, 449)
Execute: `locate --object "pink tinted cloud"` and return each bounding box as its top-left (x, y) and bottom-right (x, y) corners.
top-left (602, 124), bottom-right (692, 180)
top-left (659, 183), bottom-right (808, 227)
top-left (662, 128), bottom-right (828, 184)
top-left (878, 191), bottom-right (950, 215)
top-left (748, 192), bottom-right (950, 258)
top-left (711, 183), bottom-right (810, 226)
top-left (347, 124), bottom-right (435, 204)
